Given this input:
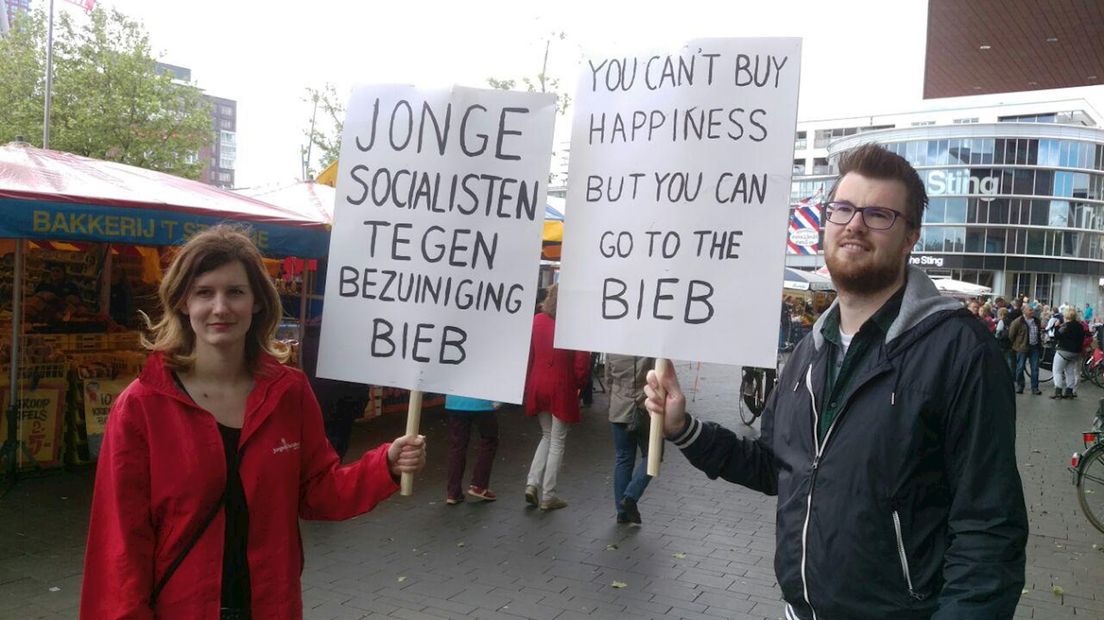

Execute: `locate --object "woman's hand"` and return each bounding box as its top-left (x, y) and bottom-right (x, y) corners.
top-left (387, 435), bottom-right (426, 478)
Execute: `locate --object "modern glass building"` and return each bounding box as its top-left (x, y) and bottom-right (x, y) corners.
top-left (789, 100), bottom-right (1104, 307)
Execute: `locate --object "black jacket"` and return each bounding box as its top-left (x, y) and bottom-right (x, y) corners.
top-left (670, 268), bottom-right (1028, 619)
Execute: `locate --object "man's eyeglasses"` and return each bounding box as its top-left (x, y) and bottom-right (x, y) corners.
top-left (824, 201), bottom-right (907, 230)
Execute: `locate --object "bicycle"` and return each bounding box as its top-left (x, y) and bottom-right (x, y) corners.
top-left (1069, 405), bottom-right (1104, 534)
top-left (1038, 343), bottom-right (1055, 384)
top-left (738, 348), bottom-right (790, 426)
top-left (1083, 347), bottom-right (1104, 388)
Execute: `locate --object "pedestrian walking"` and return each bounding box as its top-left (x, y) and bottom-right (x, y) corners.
top-left (1010, 304), bottom-right (1044, 395)
top-left (81, 226), bottom-right (426, 619)
top-left (444, 395), bottom-right (499, 504)
top-left (605, 353), bottom-right (655, 525)
top-left (1052, 307), bottom-right (1086, 399)
top-left (645, 143), bottom-right (1026, 619)
top-left (523, 283), bottom-right (590, 511)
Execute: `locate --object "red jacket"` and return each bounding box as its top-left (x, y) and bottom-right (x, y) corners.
top-left (80, 352), bottom-right (398, 620)
top-left (523, 313), bottom-right (590, 423)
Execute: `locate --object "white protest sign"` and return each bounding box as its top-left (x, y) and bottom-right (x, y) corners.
top-left (555, 39), bottom-right (802, 369)
top-left (318, 86), bottom-right (557, 403)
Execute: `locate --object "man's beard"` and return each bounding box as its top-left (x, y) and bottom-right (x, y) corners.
top-left (826, 239), bottom-right (904, 296)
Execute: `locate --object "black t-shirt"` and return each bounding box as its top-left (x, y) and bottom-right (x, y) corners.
top-left (217, 423), bottom-right (251, 613)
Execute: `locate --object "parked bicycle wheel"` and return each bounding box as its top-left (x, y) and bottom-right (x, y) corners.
top-left (1075, 442), bottom-right (1104, 534)
top-left (1039, 346), bottom-right (1055, 384)
top-left (739, 368), bottom-right (765, 425)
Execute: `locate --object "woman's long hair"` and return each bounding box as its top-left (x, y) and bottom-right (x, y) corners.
top-left (142, 225), bottom-right (288, 372)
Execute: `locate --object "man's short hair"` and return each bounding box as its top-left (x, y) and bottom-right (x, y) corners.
top-left (830, 142), bottom-right (928, 228)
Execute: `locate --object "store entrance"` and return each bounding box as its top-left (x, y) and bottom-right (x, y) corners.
top-left (1009, 272), bottom-right (1057, 304)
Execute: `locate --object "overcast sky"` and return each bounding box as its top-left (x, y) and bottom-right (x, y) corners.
top-left (67, 0), bottom-right (1104, 187)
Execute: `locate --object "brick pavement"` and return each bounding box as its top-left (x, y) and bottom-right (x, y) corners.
top-left (0, 361), bottom-right (1102, 619)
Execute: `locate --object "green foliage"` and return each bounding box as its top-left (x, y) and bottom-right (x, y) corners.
top-left (302, 83), bottom-right (344, 179)
top-left (0, 7), bottom-right (211, 179)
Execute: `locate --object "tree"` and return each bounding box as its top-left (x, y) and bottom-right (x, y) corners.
top-left (301, 83), bottom-right (344, 180)
top-left (0, 7), bottom-right (212, 179)
top-left (486, 32), bottom-right (573, 116)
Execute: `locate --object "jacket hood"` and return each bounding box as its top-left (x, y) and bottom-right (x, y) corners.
top-left (812, 265), bottom-right (962, 352)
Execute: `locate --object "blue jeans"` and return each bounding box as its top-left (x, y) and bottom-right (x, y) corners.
top-left (1015, 347), bottom-right (1040, 391)
top-left (611, 420), bottom-right (651, 514)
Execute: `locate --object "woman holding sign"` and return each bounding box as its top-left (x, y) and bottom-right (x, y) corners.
top-left (523, 283), bottom-right (591, 511)
top-left (81, 226), bottom-right (426, 620)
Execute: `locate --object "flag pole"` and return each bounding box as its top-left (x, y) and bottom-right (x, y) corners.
top-left (43, 0), bottom-right (56, 149)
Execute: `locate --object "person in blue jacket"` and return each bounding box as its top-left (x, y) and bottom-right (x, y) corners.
top-left (444, 395), bottom-right (499, 504)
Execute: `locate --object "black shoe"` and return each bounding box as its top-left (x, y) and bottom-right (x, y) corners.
top-left (1066, 388), bottom-right (1076, 398)
top-left (1016, 388), bottom-right (1024, 394)
top-left (616, 512), bottom-right (630, 524)
top-left (1050, 389), bottom-right (1063, 399)
top-left (619, 497), bottom-right (642, 525)
top-left (1032, 389), bottom-right (1043, 395)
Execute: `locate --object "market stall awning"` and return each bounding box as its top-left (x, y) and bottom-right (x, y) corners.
top-left (240, 181), bottom-right (337, 226)
top-left (784, 267), bottom-right (834, 291)
top-left (0, 143), bottom-right (331, 257)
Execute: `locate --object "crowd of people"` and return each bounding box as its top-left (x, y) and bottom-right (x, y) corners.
top-left (978, 295), bottom-right (1098, 398)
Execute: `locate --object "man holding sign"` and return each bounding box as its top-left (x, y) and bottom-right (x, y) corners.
top-left (646, 144), bottom-right (1028, 619)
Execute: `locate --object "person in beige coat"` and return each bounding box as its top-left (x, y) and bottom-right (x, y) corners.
top-left (606, 353), bottom-right (655, 524)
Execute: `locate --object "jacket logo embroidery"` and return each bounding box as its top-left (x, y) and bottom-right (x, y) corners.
top-left (273, 438), bottom-right (301, 454)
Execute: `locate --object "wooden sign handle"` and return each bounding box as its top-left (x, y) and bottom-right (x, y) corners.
top-left (399, 390), bottom-right (424, 496)
top-left (647, 358), bottom-right (669, 477)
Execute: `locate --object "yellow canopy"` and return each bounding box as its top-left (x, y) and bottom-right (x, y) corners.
top-left (316, 160), bottom-right (338, 187)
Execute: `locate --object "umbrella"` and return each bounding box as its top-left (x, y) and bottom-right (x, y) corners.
top-left (931, 277), bottom-right (992, 297)
top-left (784, 267), bottom-right (834, 291)
top-left (0, 143), bottom-right (330, 258)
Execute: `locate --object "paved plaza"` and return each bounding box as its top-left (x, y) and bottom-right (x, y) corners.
top-left (1, 361), bottom-right (1102, 619)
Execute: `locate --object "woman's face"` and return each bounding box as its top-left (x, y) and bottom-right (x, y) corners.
top-left (183, 261), bottom-right (259, 352)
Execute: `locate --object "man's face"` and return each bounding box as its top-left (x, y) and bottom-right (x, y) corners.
top-left (1024, 306), bottom-right (1035, 319)
top-left (824, 173), bottom-right (920, 296)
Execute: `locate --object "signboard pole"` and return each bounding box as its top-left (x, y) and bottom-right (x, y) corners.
top-left (399, 390), bottom-right (424, 496)
top-left (648, 358), bottom-right (670, 477)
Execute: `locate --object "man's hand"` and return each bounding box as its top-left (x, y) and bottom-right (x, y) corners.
top-left (644, 365), bottom-right (687, 437)
top-left (387, 435), bottom-right (426, 478)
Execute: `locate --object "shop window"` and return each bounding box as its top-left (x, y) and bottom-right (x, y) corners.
top-left (1029, 200), bottom-right (1050, 226)
top-left (1054, 172), bottom-right (1074, 197)
top-left (987, 199), bottom-right (1008, 224)
top-left (923, 227), bottom-right (945, 252)
top-left (1038, 139), bottom-right (1059, 166)
top-left (965, 228), bottom-right (984, 252)
top-left (1073, 173), bottom-right (1090, 199)
top-left (1034, 170), bottom-right (1053, 197)
top-left (925, 198), bottom-right (946, 224)
top-left (924, 140), bottom-right (938, 166)
top-left (944, 227), bottom-right (965, 252)
top-left (1026, 230), bottom-right (1045, 255)
top-left (945, 197), bottom-right (967, 223)
top-left (984, 229), bottom-right (1006, 253)
top-left (1012, 169), bottom-right (1033, 195)
top-left (1049, 200), bottom-right (1070, 227)
top-left (1060, 141), bottom-right (1074, 167)
top-left (1013, 230), bottom-right (1027, 254)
